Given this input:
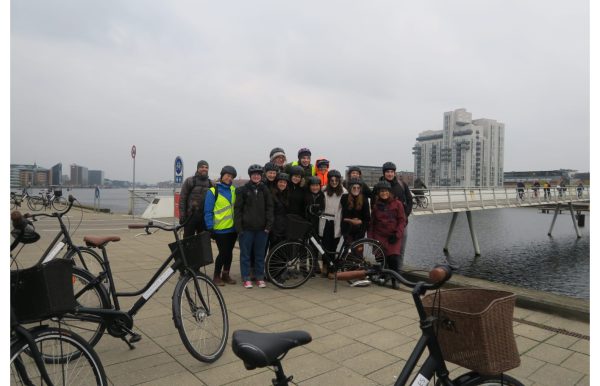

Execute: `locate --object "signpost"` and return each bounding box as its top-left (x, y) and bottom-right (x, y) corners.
top-left (174, 156), bottom-right (183, 219)
top-left (94, 186), bottom-right (100, 212)
top-left (131, 145), bottom-right (136, 217)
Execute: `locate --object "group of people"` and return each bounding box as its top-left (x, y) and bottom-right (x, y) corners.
top-left (178, 147), bottom-right (413, 290)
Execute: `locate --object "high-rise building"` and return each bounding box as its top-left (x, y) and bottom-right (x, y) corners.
top-left (70, 164), bottom-right (89, 187)
top-left (88, 170), bottom-right (105, 186)
top-left (412, 108), bottom-right (505, 187)
top-left (51, 163), bottom-right (62, 186)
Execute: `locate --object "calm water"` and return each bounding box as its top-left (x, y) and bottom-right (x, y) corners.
top-left (66, 189), bottom-right (589, 299)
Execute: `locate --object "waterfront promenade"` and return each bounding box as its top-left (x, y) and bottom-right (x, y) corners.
top-left (14, 210), bottom-right (590, 385)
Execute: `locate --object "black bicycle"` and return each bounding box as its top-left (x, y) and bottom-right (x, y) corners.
top-left (61, 219), bottom-right (229, 363)
top-left (265, 205), bottom-right (386, 291)
top-left (233, 264), bottom-right (524, 386)
top-left (412, 194), bottom-right (429, 209)
top-left (29, 189), bottom-right (68, 212)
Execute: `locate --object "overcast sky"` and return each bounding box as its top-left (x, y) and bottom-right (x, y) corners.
top-left (10, 0), bottom-right (590, 183)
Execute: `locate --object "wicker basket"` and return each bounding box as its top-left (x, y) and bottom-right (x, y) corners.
top-left (422, 288), bottom-right (520, 375)
top-left (169, 232), bottom-right (213, 270)
top-left (10, 259), bottom-right (78, 323)
top-left (286, 215), bottom-right (312, 241)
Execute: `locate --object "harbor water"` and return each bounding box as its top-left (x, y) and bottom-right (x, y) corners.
top-left (66, 188), bottom-right (590, 300)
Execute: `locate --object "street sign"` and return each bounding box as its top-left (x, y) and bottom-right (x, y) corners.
top-left (95, 186), bottom-right (100, 198)
top-left (131, 145), bottom-right (137, 159)
top-left (174, 156), bottom-right (184, 184)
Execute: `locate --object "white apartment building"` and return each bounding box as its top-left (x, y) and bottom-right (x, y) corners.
top-left (413, 108), bottom-right (505, 187)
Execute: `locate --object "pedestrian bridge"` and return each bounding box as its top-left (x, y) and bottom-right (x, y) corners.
top-left (407, 185), bottom-right (589, 256)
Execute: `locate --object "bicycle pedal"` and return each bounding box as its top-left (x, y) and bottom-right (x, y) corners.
top-left (129, 333), bottom-right (142, 343)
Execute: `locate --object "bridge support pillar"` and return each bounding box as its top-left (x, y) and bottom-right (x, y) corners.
top-left (568, 202), bottom-right (582, 238)
top-left (548, 204), bottom-right (560, 236)
top-left (443, 212), bottom-right (458, 253)
top-left (466, 211), bottom-right (481, 256)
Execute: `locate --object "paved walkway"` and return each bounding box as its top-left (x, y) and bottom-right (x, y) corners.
top-left (15, 211), bottom-right (590, 385)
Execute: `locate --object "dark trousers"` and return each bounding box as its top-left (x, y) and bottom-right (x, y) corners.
top-left (183, 213), bottom-right (205, 238)
top-left (213, 232), bottom-right (237, 276)
top-left (322, 220), bottom-right (339, 269)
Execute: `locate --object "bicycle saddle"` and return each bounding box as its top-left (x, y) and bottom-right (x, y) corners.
top-left (232, 330), bottom-right (312, 370)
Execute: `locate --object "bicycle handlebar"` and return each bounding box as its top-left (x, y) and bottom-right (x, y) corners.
top-left (336, 264), bottom-right (453, 291)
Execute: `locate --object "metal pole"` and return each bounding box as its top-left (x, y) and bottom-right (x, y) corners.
top-left (443, 212), bottom-right (459, 253)
top-left (548, 203), bottom-right (560, 236)
top-left (466, 210), bottom-right (481, 256)
top-left (132, 157), bottom-right (136, 218)
top-left (568, 202), bottom-right (582, 238)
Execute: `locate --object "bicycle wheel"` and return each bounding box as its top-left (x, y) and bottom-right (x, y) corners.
top-left (342, 239), bottom-right (386, 271)
top-left (172, 271), bottom-right (229, 363)
top-left (52, 196), bottom-right (68, 211)
top-left (421, 196), bottom-right (429, 209)
top-left (443, 371), bottom-right (524, 386)
top-left (10, 327), bottom-right (107, 385)
top-left (265, 241), bottom-right (314, 289)
top-left (41, 267), bottom-right (109, 353)
top-left (29, 197), bottom-right (43, 211)
top-left (11, 196), bottom-right (18, 210)
top-left (64, 247), bottom-right (105, 280)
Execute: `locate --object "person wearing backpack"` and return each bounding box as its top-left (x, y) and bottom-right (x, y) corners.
top-left (204, 166), bottom-right (238, 286)
top-left (179, 160), bottom-right (214, 237)
top-left (234, 164), bottom-right (274, 288)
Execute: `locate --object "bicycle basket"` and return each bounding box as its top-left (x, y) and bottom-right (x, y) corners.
top-left (286, 214), bottom-right (312, 241)
top-left (169, 232), bottom-right (213, 270)
top-left (423, 288), bottom-right (520, 375)
top-left (53, 188), bottom-right (63, 197)
top-left (10, 259), bottom-right (78, 324)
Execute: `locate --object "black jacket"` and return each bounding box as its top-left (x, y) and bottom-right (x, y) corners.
top-left (340, 193), bottom-right (371, 237)
top-left (272, 190), bottom-right (289, 237)
top-left (234, 181), bottom-right (274, 233)
top-left (288, 182), bottom-right (306, 217)
top-left (179, 173), bottom-right (213, 219)
top-left (374, 176), bottom-right (413, 218)
top-left (304, 190), bottom-right (325, 235)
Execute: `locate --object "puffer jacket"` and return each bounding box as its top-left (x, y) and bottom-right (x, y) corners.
top-left (315, 158), bottom-right (329, 187)
top-left (179, 173), bottom-right (213, 218)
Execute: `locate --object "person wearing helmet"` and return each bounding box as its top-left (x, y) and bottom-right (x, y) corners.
top-left (319, 169), bottom-right (346, 278)
top-left (270, 173), bottom-right (290, 247)
top-left (234, 164), bottom-right (274, 289)
top-left (179, 160), bottom-right (214, 238)
top-left (285, 147), bottom-right (316, 182)
top-left (368, 180), bottom-right (406, 289)
top-left (341, 178), bottom-right (371, 243)
top-left (304, 176), bottom-right (325, 274)
top-left (315, 158), bottom-right (330, 187)
top-left (344, 166), bottom-right (372, 199)
top-left (376, 161), bottom-right (413, 266)
top-left (287, 165), bottom-right (307, 216)
top-left (204, 166), bottom-right (238, 286)
top-left (269, 147), bottom-right (287, 172)
top-left (263, 162), bottom-right (279, 193)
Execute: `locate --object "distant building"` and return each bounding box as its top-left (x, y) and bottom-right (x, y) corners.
top-left (88, 170), bottom-right (105, 186)
top-left (413, 108), bottom-right (505, 187)
top-left (345, 165), bottom-right (412, 188)
top-left (503, 169), bottom-right (576, 186)
top-left (10, 163), bottom-right (50, 188)
top-left (51, 163), bottom-right (62, 186)
top-left (70, 164), bottom-right (89, 187)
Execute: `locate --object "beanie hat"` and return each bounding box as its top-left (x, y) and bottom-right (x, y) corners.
top-left (269, 147), bottom-right (286, 161)
top-left (197, 160), bottom-right (209, 169)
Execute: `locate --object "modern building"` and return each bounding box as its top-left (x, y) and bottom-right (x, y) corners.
top-left (10, 163), bottom-right (50, 188)
top-left (50, 163), bottom-right (62, 186)
top-left (88, 170), bottom-right (105, 186)
top-left (70, 164), bottom-right (89, 187)
top-left (345, 165), bottom-right (413, 188)
top-left (413, 108), bottom-right (505, 187)
top-left (503, 169), bottom-right (577, 186)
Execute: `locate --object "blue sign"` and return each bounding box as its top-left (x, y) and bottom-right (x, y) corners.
top-left (95, 186), bottom-right (100, 198)
top-left (174, 156), bottom-right (184, 184)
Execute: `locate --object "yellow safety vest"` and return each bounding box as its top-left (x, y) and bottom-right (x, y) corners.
top-left (291, 161), bottom-right (316, 176)
top-left (209, 186), bottom-right (236, 230)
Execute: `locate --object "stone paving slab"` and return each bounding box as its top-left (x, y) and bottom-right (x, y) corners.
top-left (11, 211), bottom-right (590, 385)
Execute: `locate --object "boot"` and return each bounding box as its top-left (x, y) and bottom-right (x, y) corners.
top-left (320, 263), bottom-right (329, 278)
top-left (221, 271), bottom-right (236, 285)
top-left (213, 274), bottom-right (225, 286)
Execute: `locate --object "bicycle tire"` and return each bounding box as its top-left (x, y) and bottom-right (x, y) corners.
top-left (52, 196), bottom-right (68, 211)
top-left (265, 241), bottom-right (314, 289)
top-left (341, 238), bottom-right (386, 271)
top-left (29, 197), bottom-right (44, 211)
top-left (64, 247), bottom-right (105, 280)
top-left (172, 271), bottom-right (229, 363)
top-left (11, 196), bottom-right (18, 210)
top-left (25, 197), bottom-right (36, 211)
top-left (421, 196), bottom-right (429, 209)
top-left (10, 327), bottom-right (107, 385)
top-left (440, 371), bottom-right (524, 386)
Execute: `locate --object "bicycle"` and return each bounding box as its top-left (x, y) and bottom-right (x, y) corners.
top-left (233, 264), bottom-right (524, 386)
top-left (62, 218), bottom-right (229, 363)
top-left (11, 192), bottom-right (22, 210)
top-left (264, 205), bottom-right (386, 291)
top-left (10, 227), bottom-right (107, 385)
top-left (412, 194), bottom-right (429, 209)
top-left (29, 188), bottom-right (68, 212)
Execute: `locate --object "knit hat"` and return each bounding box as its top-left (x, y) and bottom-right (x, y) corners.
top-left (269, 147), bottom-right (286, 161)
top-left (197, 160), bottom-right (209, 169)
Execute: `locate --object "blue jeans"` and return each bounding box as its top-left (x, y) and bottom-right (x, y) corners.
top-left (239, 230), bottom-right (269, 281)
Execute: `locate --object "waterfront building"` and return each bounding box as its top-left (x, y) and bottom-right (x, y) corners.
top-left (51, 163), bottom-right (62, 186)
top-left (413, 108), bottom-right (505, 187)
top-left (70, 164), bottom-right (89, 187)
top-left (89, 170), bottom-right (105, 186)
top-left (10, 163), bottom-right (50, 188)
top-left (345, 165), bottom-right (413, 187)
top-left (503, 169), bottom-right (578, 186)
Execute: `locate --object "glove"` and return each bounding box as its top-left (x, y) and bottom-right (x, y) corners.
top-left (388, 234), bottom-right (398, 244)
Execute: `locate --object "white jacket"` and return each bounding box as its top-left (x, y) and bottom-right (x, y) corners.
top-left (318, 186), bottom-right (347, 238)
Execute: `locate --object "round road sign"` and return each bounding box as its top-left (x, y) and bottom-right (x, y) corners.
top-left (131, 145), bottom-right (137, 159)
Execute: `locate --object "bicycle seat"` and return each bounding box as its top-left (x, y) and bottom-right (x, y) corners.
top-left (232, 330), bottom-right (312, 370)
top-left (83, 235), bottom-right (121, 248)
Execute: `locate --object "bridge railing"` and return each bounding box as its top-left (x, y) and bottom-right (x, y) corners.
top-left (409, 185), bottom-right (589, 214)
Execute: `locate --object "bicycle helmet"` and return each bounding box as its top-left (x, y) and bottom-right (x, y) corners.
top-left (348, 166), bottom-right (362, 175)
top-left (382, 162), bottom-right (396, 173)
top-left (276, 173), bottom-right (290, 182)
top-left (220, 165), bottom-right (237, 179)
top-left (316, 159), bottom-right (330, 168)
top-left (374, 181), bottom-right (392, 191)
top-left (247, 164), bottom-right (264, 175)
top-left (307, 176), bottom-right (321, 186)
top-left (269, 147), bottom-right (286, 159)
top-left (348, 178), bottom-right (362, 188)
top-left (297, 147), bottom-right (312, 158)
top-left (327, 169), bottom-right (342, 180)
top-left (264, 162), bottom-right (278, 172)
top-left (289, 165), bottom-right (304, 177)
